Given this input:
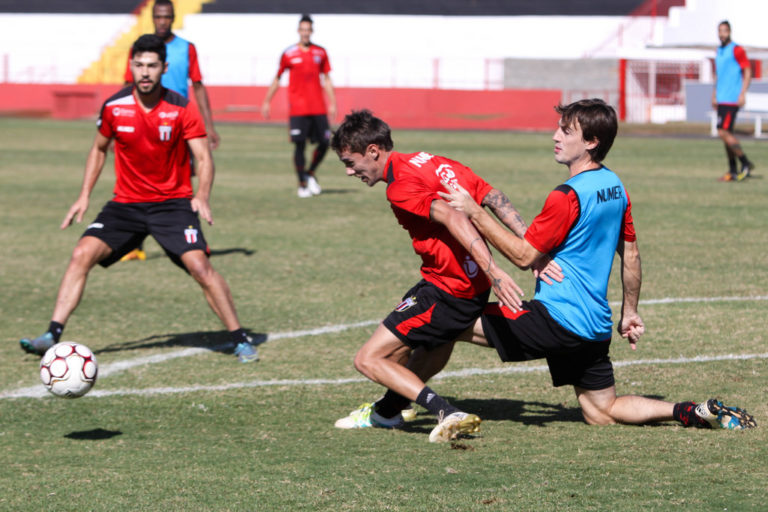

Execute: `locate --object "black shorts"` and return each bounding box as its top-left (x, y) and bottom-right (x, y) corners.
top-left (717, 104), bottom-right (739, 132)
top-left (383, 279), bottom-right (490, 351)
top-left (289, 115), bottom-right (330, 144)
top-left (82, 199), bottom-right (209, 270)
top-left (481, 300), bottom-right (614, 390)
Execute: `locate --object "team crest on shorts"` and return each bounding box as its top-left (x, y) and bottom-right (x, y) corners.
top-left (395, 296), bottom-right (418, 312)
top-left (184, 225), bottom-right (198, 244)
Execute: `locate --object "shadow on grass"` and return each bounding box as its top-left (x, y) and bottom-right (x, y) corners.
top-left (401, 394), bottom-right (671, 433)
top-left (136, 247), bottom-right (255, 262)
top-left (65, 428), bottom-right (123, 440)
top-left (95, 330), bottom-right (268, 355)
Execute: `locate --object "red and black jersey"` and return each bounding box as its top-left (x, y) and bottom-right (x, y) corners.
top-left (276, 43), bottom-right (331, 116)
top-left (97, 86), bottom-right (207, 203)
top-left (384, 151), bottom-right (494, 299)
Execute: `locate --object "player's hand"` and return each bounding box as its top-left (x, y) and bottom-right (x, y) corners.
top-left (191, 196), bottom-right (213, 226)
top-left (531, 255), bottom-right (563, 285)
top-left (489, 268), bottom-right (524, 312)
top-left (618, 312), bottom-right (645, 350)
top-left (437, 181), bottom-right (482, 217)
top-left (261, 103), bottom-right (271, 120)
top-left (208, 130), bottom-right (221, 151)
top-left (328, 104), bottom-right (337, 123)
top-left (738, 93), bottom-right (747, 107)
top-left (60, 197), bottom-right (89, 230)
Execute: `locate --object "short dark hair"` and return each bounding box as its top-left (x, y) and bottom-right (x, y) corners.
top-left (719, 20), bottom-right (731, 30)
top-left (131, 34), bottom-right (167, 63)
top-left (331, 110), bottom-right (394, 154)
top-left (555, 99), bottom-right (617, 163)
top-left (300, 14), bottom-right (313, 24)
top-left (154, 0), bottom-right (174, 14)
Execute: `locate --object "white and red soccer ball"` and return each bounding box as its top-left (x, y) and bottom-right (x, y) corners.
top-left (39, 342), bottom-right (98, 398)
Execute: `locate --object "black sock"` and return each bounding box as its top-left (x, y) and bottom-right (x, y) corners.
top-left (673, 401), bottom-right (707, 428)
top-left (375, 390), bottom-right (411, 419)
top-left (728, 156), bottom-right (737, 173)
top-left (49, 321), bottom-right (64, 343)
top-left (738, 154), bottom-right (750, 165)
top-left (415, 386), bottom-right (459, 418)
top-left (229, 328), bottom-right (250, 345)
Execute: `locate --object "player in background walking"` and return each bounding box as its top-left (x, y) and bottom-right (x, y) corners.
top-left (713, 20), bottom-right (754, 182)
top-left (20, 35), bottom-right (259, 363)
top-left (262, 14), bottom-right (336, 198)
top-left (439, 99), bottom-right (756, 430)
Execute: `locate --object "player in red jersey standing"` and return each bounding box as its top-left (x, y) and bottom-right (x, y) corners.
top-left (262, 14), bottom-right (336, 198)
top-left (20, 35), bottom-right (259, 363)
top-left (329, 110), bottom-right (551, 442)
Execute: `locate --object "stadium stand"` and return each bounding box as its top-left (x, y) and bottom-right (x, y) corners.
top-left (200, 0), bottom-right (650, 16)
top-left (0, 1), bottom-right (141, 13)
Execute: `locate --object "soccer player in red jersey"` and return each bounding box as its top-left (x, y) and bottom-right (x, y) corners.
top-left (20, 35), bottom-right (259, 363)
top-left (262, 14), bottom-right (336, 198)
top-left (329, 110), bottom-right (552, 442)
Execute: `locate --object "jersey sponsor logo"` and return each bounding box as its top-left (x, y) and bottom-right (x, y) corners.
top-left (86, 222), bottom-right (104, 230)
top-left (116, 125), bottom-right (135, 133)
top-left (290, 57), bottom-right (303, 64)
top-left (184, 225), bottom-right (198, 244)
top-left (395, 296), bottom-right (418, 312)
top-left (313, 55), bottom-right (322, 64)
top-left (435, 163), bottom-right (460, 190)
top-left (596, 185), bottom-right (623, 203)
top-left (408, 152), bottom-right (434, 168)
top-left (158, 111), bottom-right (180, 120)
top-left (462, 255), bottom-right (479, 278)
top-left (159, 125), bottom-right (172, 141)
top-left (112, 107), bottom-right (135, 117)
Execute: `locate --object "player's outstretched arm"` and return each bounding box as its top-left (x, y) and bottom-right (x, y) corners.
top-left (480, 188), bottom-right (563, 284)
top-left (188, 137), bottom-right (215, 225)
top-left (430, 199), bottom-right (524, 311)
top-left (439, 182), bottom-right (541, 269)
top-left (61, 132), bottom-right (110, 229)
top-left (617, 239), bottom-right (644, 350)
top-left (481, 188), bottom-right (527, 237)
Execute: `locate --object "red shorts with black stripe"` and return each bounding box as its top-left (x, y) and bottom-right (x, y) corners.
top-left (383, 280), bottom-right (490, 350)
top-left (481, 300), bottom-right (614, 390)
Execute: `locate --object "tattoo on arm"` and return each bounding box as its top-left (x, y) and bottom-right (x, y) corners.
top-left (482, 189), bottom-right (527, 237)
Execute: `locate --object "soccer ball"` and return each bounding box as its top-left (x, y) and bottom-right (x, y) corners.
top-left (39, 342), bottom-right (98, 398)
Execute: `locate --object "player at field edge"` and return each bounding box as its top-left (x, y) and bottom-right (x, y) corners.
top-left (120, 0), bottom-right (221, 262)
top-left (329, 109), bottom-right (563, 442)
top-left (20, 34), bottom-right (260, 364)
top-left (261, 14), bottom-right (336, 198)
top-left (712, 20), bottom-right (755, 182)
top-left (438, 98), bottom-right (756, 430)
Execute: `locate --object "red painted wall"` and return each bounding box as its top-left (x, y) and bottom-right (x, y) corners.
top-left (0, 84), bottom-right (561, 131)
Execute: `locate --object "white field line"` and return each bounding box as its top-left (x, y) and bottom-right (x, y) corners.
top-left (2, 295), bottom-right (766, 400)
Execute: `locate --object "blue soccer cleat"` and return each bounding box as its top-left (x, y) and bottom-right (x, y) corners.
top-left (695, 399), bottom-right (757, 430)
top-left (20, 332), bottom-right (55, 356)
top-left (234, 341), bottom-right (259, 363)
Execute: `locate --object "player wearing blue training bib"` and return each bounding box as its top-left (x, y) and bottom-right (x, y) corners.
top-left (712, 20), bottom-right (754, 182)
top-left (440, 99), bottom-right (756, 431)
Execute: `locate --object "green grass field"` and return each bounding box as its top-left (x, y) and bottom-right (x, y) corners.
top-left (1, 118), bottom-right (766, 511)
